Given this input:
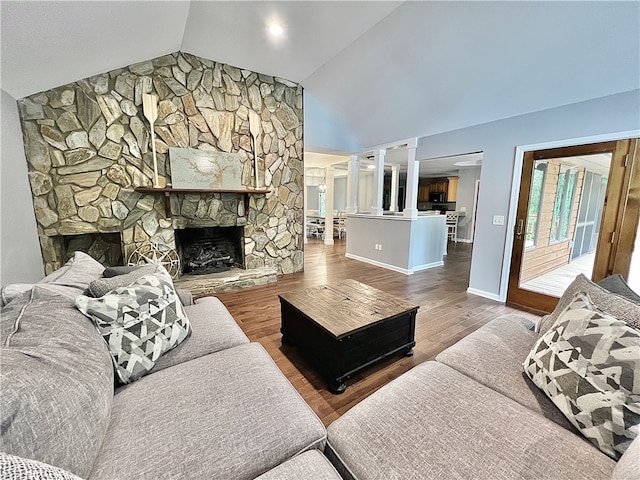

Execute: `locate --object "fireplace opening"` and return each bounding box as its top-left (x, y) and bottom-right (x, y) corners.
top-left (175, 227), bottom-right (244, 275)
top-left (57, 233), bottom-right (124, 266)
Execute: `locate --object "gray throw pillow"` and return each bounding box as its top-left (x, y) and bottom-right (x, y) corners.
top-left (524, 291), bottom-right (640, 459)
top-left (0, 452), bottom-right (82, 480)
top-left (102, 265), bottom-right (144, 278)
top-left (76, 266), bottom-right (192, 384)
top-left (598, 274), bottom-right (640, 305)
top-left (537, 274), bottom-right (640, 335)
top-left (88, 264), bottom-right (158, 297)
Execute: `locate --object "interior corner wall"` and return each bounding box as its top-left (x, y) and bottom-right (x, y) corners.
top-left (304, 93), bottom-right (361, 153)
top-left (416, 89), bottom-right (640, 300)
top-left (1, 88), bottom-right (45, 284)
top-left (455, 166), bottom-right (481, 241)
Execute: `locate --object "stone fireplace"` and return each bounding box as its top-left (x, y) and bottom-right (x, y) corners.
top-left (18, 51), bottom-right (304, 292)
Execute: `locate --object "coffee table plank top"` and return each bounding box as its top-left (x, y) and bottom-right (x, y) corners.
top-left (278, 279), bottom-right (419, 339)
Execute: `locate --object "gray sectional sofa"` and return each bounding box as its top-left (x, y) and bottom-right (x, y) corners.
top-left (326, 280), bottom-right (640, 479)
top-left (0, 253), bottom-right (340, 479)
top-left (3, 251), bottom-right (638, 480)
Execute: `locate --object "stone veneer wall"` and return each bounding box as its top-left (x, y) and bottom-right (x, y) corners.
top-left (17, 52), bottom-right (304, 275)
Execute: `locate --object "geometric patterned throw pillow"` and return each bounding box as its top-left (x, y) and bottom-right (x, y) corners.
top-left (76, 266), bottom-right (191, 384)
top-left (523, 292), bottom-right (640, 459)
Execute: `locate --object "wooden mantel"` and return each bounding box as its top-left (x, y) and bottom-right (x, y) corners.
top-left (135, 187), bottom-right (271, 217)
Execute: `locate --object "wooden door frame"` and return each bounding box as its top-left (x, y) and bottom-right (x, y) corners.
top-left (498, 130), bottom-right (640, 303)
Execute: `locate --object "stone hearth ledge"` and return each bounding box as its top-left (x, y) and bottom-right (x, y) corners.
top-left (174, 266), bottom-right (277, 297)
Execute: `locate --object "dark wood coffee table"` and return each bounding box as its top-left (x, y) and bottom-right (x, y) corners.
top-left (278, 279), bottom-right (419, 394)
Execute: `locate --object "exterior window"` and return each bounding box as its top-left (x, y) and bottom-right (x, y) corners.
top-left (525, 162), bottom-right (547, 248)
top-left (319, 191), bottom-right (326, 217)
top-left (550, 166), bottom-right (578, 243)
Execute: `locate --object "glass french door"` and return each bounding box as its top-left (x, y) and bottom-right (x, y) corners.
top-left (507, 139), bottom-right (639, 314)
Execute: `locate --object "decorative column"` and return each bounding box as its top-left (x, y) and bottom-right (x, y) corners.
top-left (324, 166), bottom-right (335, 245)
top-left (303, 173), bottom-right (309, 244)
top-left (370, 149), bottom-right (385, 216)
top-left (346, 155), bottom-right (358, 214)
top-left (404, 145), bottom-right (419, 218)
top-left (390, 164), bottom-right (399, 212)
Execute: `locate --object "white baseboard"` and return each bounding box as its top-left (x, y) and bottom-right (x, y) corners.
top-left (345, 253), bottom-right (444, 275)
top-left (411, 261), bottom-right (445, 272)
top-left (466, 287), bottom-right (502, 302)
top-left (345, 253), bottom-right (411, 275)
top-left (455, 238), bottom-right (473, 244)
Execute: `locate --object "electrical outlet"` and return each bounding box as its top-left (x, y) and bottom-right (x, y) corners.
top-left (492, 215), bottom-right (505, 226)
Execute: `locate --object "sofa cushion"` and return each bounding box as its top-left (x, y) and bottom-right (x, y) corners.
top-left (538, 274), bottom-right (640, 335)
top-left (0, 452), bottom-right (83, 480)
top-left (524, 292), bottom-right (640, 459)
top-left (89, 343), bottom-right (326, 480)
top-left (254, 451), bottom-right (341, 480)
top-left (327, 361), bottom-right (616, 480)
top-left (41, 251), bottom-right (105, 291)
top-left (0, 287), bottom-right (114, 478)
top-left (436, 315), bottom-right (574, 430)
top-left (598, 273), bottom-right (640, 304)
top-left (76, 266), bottom-right (192, 384)
top-left (151, 296), bottom-right (249, 373)
top-left (0, 252), bottom-right (105, 306)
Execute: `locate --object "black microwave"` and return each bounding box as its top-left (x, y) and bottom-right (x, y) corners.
top-left (429, 192), bottom-right (446, 202)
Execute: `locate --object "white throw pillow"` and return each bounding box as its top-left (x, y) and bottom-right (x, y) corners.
top-left (524, 292), bottom-right (640, 459)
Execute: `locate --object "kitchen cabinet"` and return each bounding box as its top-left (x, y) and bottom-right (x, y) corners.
top-left (416, 177), bottom-right (459, 203)
top-left (447, 177), bottom-right (459, 202)
top-left (417, 184), bottom-right (430, 201)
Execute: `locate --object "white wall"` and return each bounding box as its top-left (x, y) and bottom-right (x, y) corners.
top-left (455, 167), bottom-right (481, 241)
top-left (334, 176), bottom-right (347, 211)
top-left (1, 89), bottom-right (44, 284)
top-left (357, 171), bottom-right (374, 213)
top-left (416, 89), bottom-right (640, 300)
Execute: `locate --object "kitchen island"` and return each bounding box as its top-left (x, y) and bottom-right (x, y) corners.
top-left (345, 213), bottom-right (447, 274)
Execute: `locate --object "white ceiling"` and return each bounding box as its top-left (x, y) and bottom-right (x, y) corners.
top-left (2, 1), bottom-right (638, 151)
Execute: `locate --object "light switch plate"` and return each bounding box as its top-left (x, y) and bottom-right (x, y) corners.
top-left (492, 215), bottom-right (505, 226)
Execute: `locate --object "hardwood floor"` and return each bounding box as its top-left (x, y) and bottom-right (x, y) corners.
top-left (214, 238), bottom-right (540, 426)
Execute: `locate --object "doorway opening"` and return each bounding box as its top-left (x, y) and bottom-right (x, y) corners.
top-left (507, 138), bottom-right (639, 313)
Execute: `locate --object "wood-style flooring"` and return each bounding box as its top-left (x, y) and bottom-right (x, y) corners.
top-left (213, 238), bottom-right (540, 426)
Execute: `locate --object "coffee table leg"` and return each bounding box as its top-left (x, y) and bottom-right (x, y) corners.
top-left (330, 380), bottom-right (347, 395)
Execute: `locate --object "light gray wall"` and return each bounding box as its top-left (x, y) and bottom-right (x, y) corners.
top-left (416, 89), bottom-right (640, 299)
top-left (346, 215), bottom-right (445, 273)
top-left (455, 167), bottom-right (481, 241)
top-left (304, 93), bottom-right (361, 153)
top-left (346, 216), bottom-right (411, 270)
top-left (1, 88), bottom-right (44, 284)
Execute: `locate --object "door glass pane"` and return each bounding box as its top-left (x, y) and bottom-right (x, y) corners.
top-left (525, 162), bottom-right (546, 248)
top-left (519, 153), bottom-right (612, 297)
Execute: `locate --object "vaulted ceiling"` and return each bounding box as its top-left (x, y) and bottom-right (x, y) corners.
top-left (2, 1), bottom-right (639, 151)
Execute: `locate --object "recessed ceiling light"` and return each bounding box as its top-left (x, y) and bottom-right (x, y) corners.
top-left (269, 23), bottom-right (283, 36)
